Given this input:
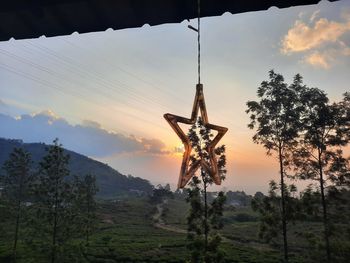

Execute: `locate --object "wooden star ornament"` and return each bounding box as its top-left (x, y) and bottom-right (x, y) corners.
top-left (164, 84), bottom-right (228, 188)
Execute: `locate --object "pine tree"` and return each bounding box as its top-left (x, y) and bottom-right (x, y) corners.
top-left (33, 139), bottom-right (74, 263)
top-left (186, 117), bottom-right (227, 262)
top-left (73, 174), bottom-right (98, 244)
top-left (2, 148), bottom-right (33, 261)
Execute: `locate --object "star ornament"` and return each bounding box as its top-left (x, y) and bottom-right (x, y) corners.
top-left (164, 84), bottom-right (228, 189)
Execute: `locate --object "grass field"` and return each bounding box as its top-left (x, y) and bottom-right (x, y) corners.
top-left (0, 196), bottom-right (347, 262)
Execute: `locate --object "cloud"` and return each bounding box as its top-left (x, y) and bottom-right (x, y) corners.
top-left (310, 10), bottom-right (320, 22)
top-left (140, 138), bottom-right (170, 154)
top-left (303, 51), bottom-right (330, 69)
top-left (34, 109), bottom-right (60, 120)
top-left (281, 18), bottom-right (350, 54)
top-left (303, 45), bottom-right (350, 69)
top-left (81, 119), bottom-right (101, 129)
top-left (173, 146), bottom-right (184, 154)
top-left (0, 111), bottom-right (169, 157)
top-left (281, 12), bottom-right (350, 69)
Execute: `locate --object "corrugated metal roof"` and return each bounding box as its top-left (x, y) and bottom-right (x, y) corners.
top-left (0, 0), bottom-right (339, 41)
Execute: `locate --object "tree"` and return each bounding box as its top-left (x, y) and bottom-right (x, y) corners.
top-left (73, 174), bottom-right (98, 244)
top-left (293, 89), bottom-right (350, 262)
top-left (2, 148), bottom-right (33, 261)
top-left (150, 184), bottom-right (173, 204)
top-left (299, 185), bottom-right (322, 221)
top-left (254, 191), bottom-right (265, 200)
top-left (297, 185), bottom-right (350, 263)
top-left (186, 117), bottom-right (227, 262)
top-left (33, 139), bottom-right (74, 263)
top-left (251, 180), bottom-right (300, 246)
top-left (246, 70), bottom-right (304, 262)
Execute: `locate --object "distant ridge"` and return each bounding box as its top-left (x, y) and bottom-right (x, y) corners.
top-left (0, 138), bottom-right (154, 198)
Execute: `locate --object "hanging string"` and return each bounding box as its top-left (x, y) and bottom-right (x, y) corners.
top-left (188, 0), bottom-right (201, 85)
top-left (197, 0), bottom-right (200, 84)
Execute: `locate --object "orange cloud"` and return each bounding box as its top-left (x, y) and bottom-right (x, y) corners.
top-left (281, 18), bottom-right (350, 54)
top-left (281, 11), bottom-right (350, 69)
top-left (304, 51), bottom-right (330, 69)
top-left (303, 44), bottom-right (350, 69)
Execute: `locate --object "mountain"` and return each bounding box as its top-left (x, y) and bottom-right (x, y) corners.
top-left (0, 138), bottom-right (154, 198)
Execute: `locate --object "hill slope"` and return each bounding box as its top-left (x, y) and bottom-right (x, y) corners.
top-left (0, 138), bottom-right (153, 198)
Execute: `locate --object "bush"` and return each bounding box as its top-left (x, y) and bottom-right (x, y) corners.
top-left (233, 213), bottom-right (257, 222)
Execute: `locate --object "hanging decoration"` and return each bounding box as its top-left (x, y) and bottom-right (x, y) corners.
top-left (163, 0), bottom-right (228, 189)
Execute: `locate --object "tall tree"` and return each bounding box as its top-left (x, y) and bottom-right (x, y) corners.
top-left (293, 89), bottom-right (350, 262)
top-left (246, 70), bottom-right (303, 262)
top-left (186, 117), bottom-right (227, 262)
top-left (73, 174), bottom-right (98, 244)
top-left (2, 148), bottom-right (33, 261)
top-left (34, 139), bottom-right (74, 263)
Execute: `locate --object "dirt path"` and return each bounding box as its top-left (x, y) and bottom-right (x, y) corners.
top-left (153, 199), bottom-right (187, 234)
top-left (152, 200), bottom-right (273, 251)
top-left (152, 201), bottom-right (229, 238)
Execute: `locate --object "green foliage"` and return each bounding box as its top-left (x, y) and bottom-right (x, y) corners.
top-left (30, 139), bottom-right (76, 262)
top-left (228, 213), bottom-right (257, 223)
top-left (247, 70), bottom-right (306, 262)
top-left (246, 70), bottom-right (303, 155)
top-left (296, 186), bottom-right (350, 263)
top-left (149, 184), bottom-right (173, 204)
top-left (299, 185), bottom-right (322, 221)
top-left (226, 191), bottom-right (252, 207)
top-left (291, 86), bottom-right (350, 262)
top-left (186, 117), bottom-right (227, 262)
top-left (2, 148), bottom-right (33, 202)
top-left (1, 193), bottom-right (349, 263)
top-left (247, 71), bottom-right (350, 263)
top-left (251, 181), bottom-right (300, 245)
top-left (292, 88), bottom-right (350, 185)
top-left (73, 174), bottom-right (98, 244)
top-left (1, 147), bottom-right (33, 261)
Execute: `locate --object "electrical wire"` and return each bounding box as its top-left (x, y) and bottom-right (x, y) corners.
top-left (197, 0), bottom-right (201, 85)
top-left (0, 62), bottom-right (168, 133)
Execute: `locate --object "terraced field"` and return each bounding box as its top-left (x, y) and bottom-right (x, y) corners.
top-left (0, 197), bottom-right (347, 262)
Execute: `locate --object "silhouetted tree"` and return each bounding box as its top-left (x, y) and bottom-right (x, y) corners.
top-left (34, 139), bottom-right (74, 263)
top-left (297, 185), bottom-right (350, 263)
top-left (246, 70), bottom-right (304, 262)
top-left (226, 191), bottom-right (252, 206)
top-left (2, 148), bottom-right (33, 261)
top-left (251, 181), bottom-right (300, 246)
top-left (292, 89), bottom-right (350, 262)
top-left (73, 174), bottom-right (98, 244)
top-left (254, 191), bottom-right (265, 200)
top-left (150, 184), bottom-right (173, 204)
top-left (186, 117), bottom-right (227, 262)
top-left (299, 185), bottom-right (322, 221)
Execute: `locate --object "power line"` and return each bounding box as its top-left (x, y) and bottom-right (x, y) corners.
top-left (24, 41), bottom-right (171, 113)
top-left (0, 62), bottom-right (168, 133)
top-left (61, 38), bottom-right (187, 104)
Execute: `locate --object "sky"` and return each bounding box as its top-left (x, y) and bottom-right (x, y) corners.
top-left (0, 0), bottom-right (349, 194)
